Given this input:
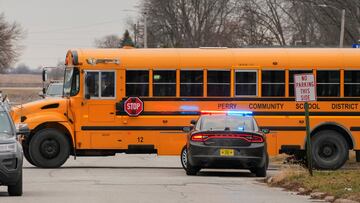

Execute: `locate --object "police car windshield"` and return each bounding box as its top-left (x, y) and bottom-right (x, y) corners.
top-left (0, 111), bottom-right (13, 138)
top-left (200, 115), bottom-right (256, 131)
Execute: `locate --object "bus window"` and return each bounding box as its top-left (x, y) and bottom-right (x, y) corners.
top-left (262, 70), bottom-right (285, 96)
top-left (235, 70), bottom-right (257, 96)
top-left (153, 70), bottom-right (176, 96)
top-left (317, 70), bottom-right (340, 97)
top-left (207, 70), bottom-right (230, 96)
top-left (85, 71), bottom-right (115, 99)
top-left (85, 72), bottom-right (99, 98)
top-left (126, 70), bottom-right (149, 96)
top-left (289, 70), bottom-right (312, 96)
top-left (101, 72), bottom-right (115, 98)
top-left (180, 70), bottom-right (203, 96)
top-left (345, 70), bottom-right (360, 97)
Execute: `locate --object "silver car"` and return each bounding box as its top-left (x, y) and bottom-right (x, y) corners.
top-left (0, 102), bottom-right (26, 196)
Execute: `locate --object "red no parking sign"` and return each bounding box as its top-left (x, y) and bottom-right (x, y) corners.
top-left (124, 97), bottom-right (144, 117)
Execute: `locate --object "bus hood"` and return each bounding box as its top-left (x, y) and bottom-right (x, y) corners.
top-left (11, 97), bottom-right (68, 124)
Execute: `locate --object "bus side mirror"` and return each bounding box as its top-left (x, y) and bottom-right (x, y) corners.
top-left (190, 120), bottom-right (197, 125)
top-left (42, 69), bottom-right (48, 82)
top-left (261, 129), bottom-right (270, 134)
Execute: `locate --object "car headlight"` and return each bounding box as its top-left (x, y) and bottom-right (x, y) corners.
top-left (0, 143), bottom-right (17, 153)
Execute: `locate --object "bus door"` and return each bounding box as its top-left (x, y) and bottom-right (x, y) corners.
top-left (82, 70), bottom-right (120, 148)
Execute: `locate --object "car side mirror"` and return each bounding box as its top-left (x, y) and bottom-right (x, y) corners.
top-left (190, 120), bottom-right (197, 125)
top-left (261, 128), bottom-right (270, 134)
top-left (183, 126), bottom-right (191, 132)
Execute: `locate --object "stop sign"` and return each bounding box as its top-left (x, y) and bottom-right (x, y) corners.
top-left (124, 97), bottom-right (144, 117)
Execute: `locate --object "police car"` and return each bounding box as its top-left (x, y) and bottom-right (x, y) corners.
top-left (181, 111), bottom-right (269, 177)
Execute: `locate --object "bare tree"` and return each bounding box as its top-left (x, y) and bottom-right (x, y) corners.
top-left (141, 0), bottom-right (246, 48)
top-left (133, 0), bottom-right (360, 47)
top-left (0, 13), bottom-right (24, 73)
top-left (94, 35), bottom-right (121, 48)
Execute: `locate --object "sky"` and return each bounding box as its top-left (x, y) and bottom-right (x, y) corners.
top-left (0, 0), bottom-right (141, 68)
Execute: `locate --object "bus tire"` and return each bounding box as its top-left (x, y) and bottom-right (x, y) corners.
top-left (311, 130), bottom-right (349, 170)
top-left (22, 143), bottom-right (35, 166)
top-left (180, 146), bottom-right (187, 170)
top-left (29, 128), bottom-right (70, 168)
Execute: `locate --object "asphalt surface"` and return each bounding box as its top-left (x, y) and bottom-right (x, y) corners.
top-left (0, 154), bottom-right (312, 203)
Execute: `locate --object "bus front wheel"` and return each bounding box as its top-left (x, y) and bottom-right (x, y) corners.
top-left (22, 142), bottom-right (35, 166)
top-left (29, 128), bottom-right (70, 168)
top-left (311, 130), bottom-right (349, 170)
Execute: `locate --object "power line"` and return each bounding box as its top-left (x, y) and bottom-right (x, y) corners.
top-left (28, 20), bottom-right (120, 34)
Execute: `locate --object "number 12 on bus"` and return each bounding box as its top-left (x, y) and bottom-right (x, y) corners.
top-left (11, 48), bottom-right (360, 169)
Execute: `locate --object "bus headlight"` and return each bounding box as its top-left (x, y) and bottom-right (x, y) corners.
top-left (0, 143), bottom-right (17, 153)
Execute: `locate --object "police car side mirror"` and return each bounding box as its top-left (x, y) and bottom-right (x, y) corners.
top-left (183, 127), bottom-right (191, 133)
top-left (261, 128), bottom-right (270, 134)
top-left (190, 120), bottom-right (197, 125)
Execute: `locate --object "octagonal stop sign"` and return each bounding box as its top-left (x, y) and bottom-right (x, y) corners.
top-left (124, 97), bottom-right (144, 117)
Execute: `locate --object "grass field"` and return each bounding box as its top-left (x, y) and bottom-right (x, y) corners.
top-left (1, 89), bottom-right (41, 104)
top-left (0, 74), bottom-right (43, 103)
top-left (0, 74), bottom-right (42, 87)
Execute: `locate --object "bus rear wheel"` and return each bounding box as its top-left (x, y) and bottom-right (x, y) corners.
top-left (29, 128), bottom-right (70, 168)
top-left (311, 130), bottom-right (349, 170)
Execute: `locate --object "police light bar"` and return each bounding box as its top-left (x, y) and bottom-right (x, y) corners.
top-left (200, 110), bottom-right (253, 116)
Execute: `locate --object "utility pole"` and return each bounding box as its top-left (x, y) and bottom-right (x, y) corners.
top-left (133, 23), bottom-right (137, 47)
top-left (318, 5), bottom-right (345, 48)
top-left (357, 7), bottom-right (360, 42)
top-left (144, 12), bottom-right (148, 48)
top-left (122, 9), bottom-right (148, 48)
top-left (340, 9), bottom-right (345, 48)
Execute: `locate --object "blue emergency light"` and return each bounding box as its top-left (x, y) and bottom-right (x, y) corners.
top-left (201, 110), bottom-right (253, 116)
top-left (227, 111), bottom-right (253, 116)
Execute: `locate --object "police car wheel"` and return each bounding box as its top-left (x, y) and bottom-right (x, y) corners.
top-left (180, 146), bottom-right (187, 170)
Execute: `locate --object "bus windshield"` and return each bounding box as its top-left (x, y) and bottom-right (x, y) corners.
top-left (63, 68), bottom-right (80, 97)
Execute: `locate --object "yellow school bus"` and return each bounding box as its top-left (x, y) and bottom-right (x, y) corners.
top-left (11, 48), bottom-right (360, 169)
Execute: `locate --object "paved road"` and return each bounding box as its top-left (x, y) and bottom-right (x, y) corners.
top-left (0, 154), bottom-right (311, 203)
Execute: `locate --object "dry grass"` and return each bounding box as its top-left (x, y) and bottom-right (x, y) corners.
top-left (269, 162), bottom-right (360, 202)
top-left (1, 89), bottom-right (40, 104)
top-left (0, 74), bottom-right (43, 103)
